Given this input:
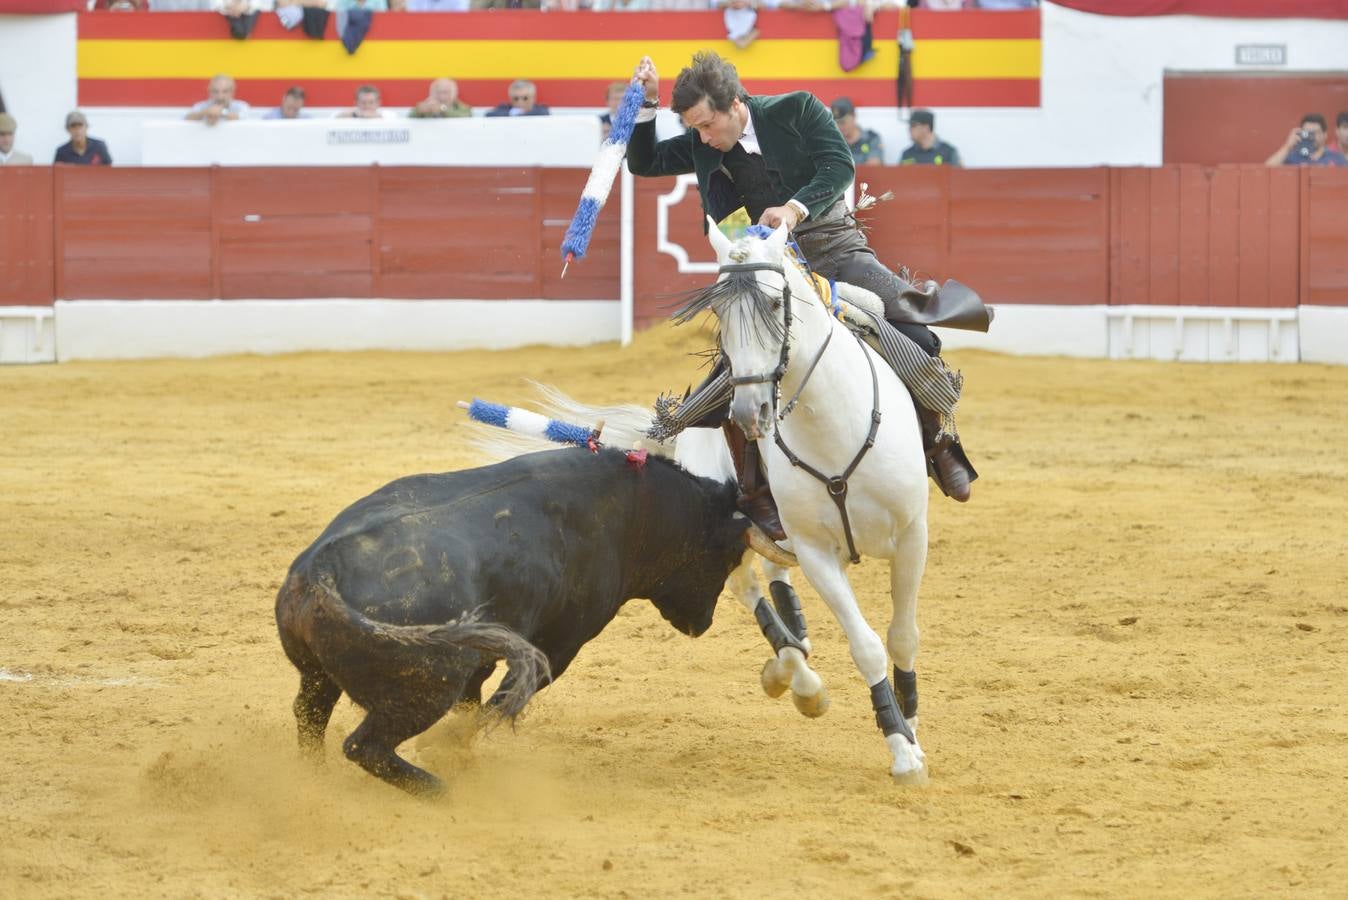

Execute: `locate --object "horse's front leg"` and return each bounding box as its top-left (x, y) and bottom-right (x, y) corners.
top-left (725, 559), bottom-right (828, 717)
top-left (886, 519), bottom-right (928, 740)
top-left (793, 544), bottom-right (928, 784)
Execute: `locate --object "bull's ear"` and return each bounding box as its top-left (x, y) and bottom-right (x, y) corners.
top-left (721, 513), bottom-right (754, 545)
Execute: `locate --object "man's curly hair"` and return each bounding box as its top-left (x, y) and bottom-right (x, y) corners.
top-left (671, 51), bottom-right (748, 116)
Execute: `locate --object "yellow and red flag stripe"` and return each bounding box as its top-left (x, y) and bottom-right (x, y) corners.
top-left (77, 9), bottom-right (1039, 109)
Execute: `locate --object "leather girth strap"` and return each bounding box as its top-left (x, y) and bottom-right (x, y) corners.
top-left (772, 330), bottom-right (881, 564)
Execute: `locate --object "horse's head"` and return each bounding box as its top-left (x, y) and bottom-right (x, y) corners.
top-left (705, 220), bottom-right (792, 440)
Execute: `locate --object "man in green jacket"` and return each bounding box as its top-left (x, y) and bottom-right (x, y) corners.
top-left (626, 51), bottom-right (989, 534)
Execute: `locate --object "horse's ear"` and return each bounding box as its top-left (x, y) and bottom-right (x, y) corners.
top-left (707, 216), bottom-right (732, 261)
top-left (767, 222), bottom-right (790, 256)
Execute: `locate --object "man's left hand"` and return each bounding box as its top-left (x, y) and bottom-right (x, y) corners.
top-left (758, 205), bottom-right (801, 231)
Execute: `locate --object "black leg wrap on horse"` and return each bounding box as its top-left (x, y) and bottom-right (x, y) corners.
top-left (768, 580), bottom-right (807, 643)
top-left (754, 598), bottom-right (809, 657)
top-left (870, 678), bottom-right (917, 745)
top-left (894, 667), bottom-right (918, 720)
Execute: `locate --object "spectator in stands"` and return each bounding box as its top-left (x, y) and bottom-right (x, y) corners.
top-left (409, 79), bottom-right (472, 118)
top-left (336, 85), bottom-right (396, 119)
top-left (899, 109), bottom-right (960, 166)
top-left (186, 74), bottom-right (250, 126)
top-left (721, 0), bottom-right (761, 50)
top-left (1335, 111), bottom-right (1348, 156)
top-left (470, 0), bottom-right (542, 7)
top-left (263, 86), bottom-right (308, 120)
top-left (407, 0), bottom-right (469, 8)
top-left (831, 96), bottom-right (883, 166)
top-left (590, 0), bottom-right (654, 8)
top-left (0, 113), bottom-right (33, 166)
top-left (600, 81), bottom-right (627, 141)
top-left (485, 80), bottom-right (551, 117)
top-left (54, 111), bottom-right (112, 166)
top-left (1265, 114), bottom-right (1347, 167)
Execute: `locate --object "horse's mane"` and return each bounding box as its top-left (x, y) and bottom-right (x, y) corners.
top-left (670, 233), bottom-right (805, 349)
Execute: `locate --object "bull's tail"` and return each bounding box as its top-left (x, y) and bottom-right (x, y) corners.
top-left (298, 574), bottom-right (552, 724)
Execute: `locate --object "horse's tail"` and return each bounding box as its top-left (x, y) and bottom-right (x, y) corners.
top-left (283, 573), bottom-right (551, 724)
top-left (463, 381), bottom-right (677, 464)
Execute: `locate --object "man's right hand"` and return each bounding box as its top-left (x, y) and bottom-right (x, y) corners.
top-left (634, 56), bottom-right (659, 105)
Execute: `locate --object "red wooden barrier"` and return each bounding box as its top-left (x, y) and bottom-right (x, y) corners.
top-left (1305, 168), bottom-right (1348, 307)
top-left (0, 167), bottom-right (54, 306)
top-left (3, 166), bottom-right (1347, 315)
top-left (1110, 165), bottom-right (1303, 309)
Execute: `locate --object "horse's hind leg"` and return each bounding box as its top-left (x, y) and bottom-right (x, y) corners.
top-left (886, 519), bottom-right (928, 735)
top-left (343, 707), bottom-right (451, 797)
top-left (794, 545), bottom-right (926, 783)
top-left (294, 670), bottom-right (342, 758)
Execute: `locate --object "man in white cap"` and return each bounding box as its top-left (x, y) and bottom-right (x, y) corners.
top-left (0, 113), bottom-right (33, 166)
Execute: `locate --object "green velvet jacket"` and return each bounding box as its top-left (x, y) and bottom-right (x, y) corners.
top-left (626, 91), bottom-right (855, 224)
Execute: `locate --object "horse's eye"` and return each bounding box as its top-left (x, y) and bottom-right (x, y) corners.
top-left (772, 299), bottom-right (783, 311)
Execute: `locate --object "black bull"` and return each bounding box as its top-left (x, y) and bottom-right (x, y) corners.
top-left (275, 448), bottom-right (753, 795)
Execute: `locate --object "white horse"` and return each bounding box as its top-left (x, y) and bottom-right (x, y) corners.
top-left (688, 221), bottom-right (932, 782)
top-left (464, 387), bottom-right (829, 718)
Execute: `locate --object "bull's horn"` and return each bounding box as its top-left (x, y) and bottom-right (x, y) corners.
top-left (744, 526), bottom-right (798, 568)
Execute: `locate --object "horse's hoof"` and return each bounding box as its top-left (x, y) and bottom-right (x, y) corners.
top-left (760, 658), bottom-right (790, 699)
top-left (791, 685), bottom-right (830, 718)
top-left (890, 763), bottom-right (930, 786)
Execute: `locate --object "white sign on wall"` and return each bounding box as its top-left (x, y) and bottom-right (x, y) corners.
top-left (1235, 44), bottom-right (1288, 66)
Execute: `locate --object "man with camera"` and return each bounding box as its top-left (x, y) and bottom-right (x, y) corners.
top-left (1265, 113), bottom-right (1347, 167)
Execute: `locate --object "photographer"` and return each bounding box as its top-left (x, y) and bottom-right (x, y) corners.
top-left (1265, 113), bottom-right (1347, 167)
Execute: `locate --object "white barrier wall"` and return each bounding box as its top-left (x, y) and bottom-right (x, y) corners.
top-left (53, 299), bottom-right (622, 361)
top-left (140, 116), bottom-right (604, 167)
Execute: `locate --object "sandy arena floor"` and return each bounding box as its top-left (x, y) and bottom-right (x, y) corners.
top-left (2, 321), bottom-right (1346, 898)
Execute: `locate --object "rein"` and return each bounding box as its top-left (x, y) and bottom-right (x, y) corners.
top-left (717, 257), bottom-right (882, 564)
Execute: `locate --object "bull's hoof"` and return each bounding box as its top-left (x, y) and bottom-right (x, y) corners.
top-left (791, 685), bottom-right (829, 718)
top-left (760, 658), bottom-right (791, 699)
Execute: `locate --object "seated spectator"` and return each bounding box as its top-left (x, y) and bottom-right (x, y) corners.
top-left (484, 81), bottom-right (551, 118)
top-left (336, 85), bottom-right (396, 119)
top-left (406, 0), bottom-right (468, 7)
top-left (54, 111), bottom-right (112, 166)
top-left (470, 0), bottom-right (542, 7)
top-left (0, 113), bottom-right (33, 166)
top-left (599, 80), bottom-right (626, 141)
top-left (1265, 114), bottom-right (1347, 167)
top-left (590, 0), bottom-right (654, 8)
top-left (263, 86), bottom-right (308, 119)
top-left (899, 109), bottom-right (961, 166)
top-left (1335, 111), bottom-right (1348, 156)
top-left (409, 79), bottom-right (472, 118)
top-left (186, 74), bottom-right (250, 126)
top-left (831, 96), bottom-right (884, 166)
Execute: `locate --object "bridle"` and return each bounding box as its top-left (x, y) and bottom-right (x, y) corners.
top-left (716, 257), bottom-right (882, 564)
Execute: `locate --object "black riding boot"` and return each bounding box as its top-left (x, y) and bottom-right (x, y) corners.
top-left (918, 407), bottom-right (976, 503)
top-left (723, 421), bottom-right (787, 541)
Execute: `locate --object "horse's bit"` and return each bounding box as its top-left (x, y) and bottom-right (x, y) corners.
top-left (717, 260), bottom-right (882, 564)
